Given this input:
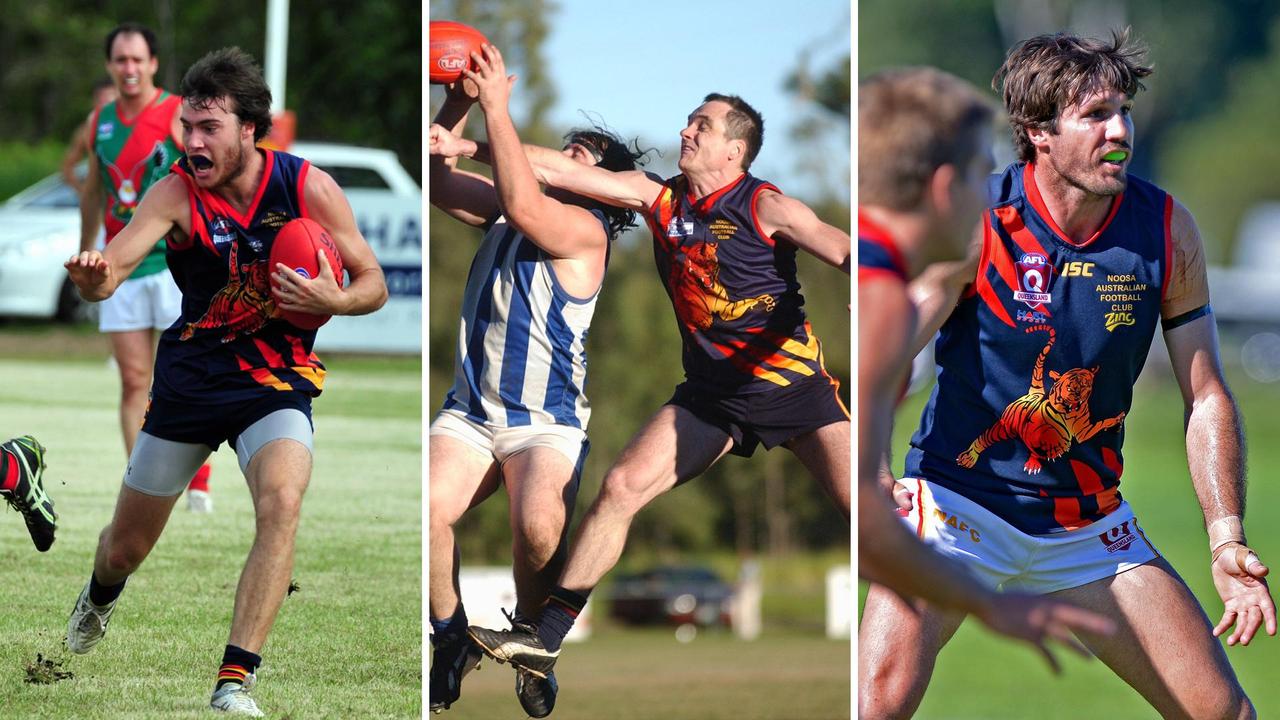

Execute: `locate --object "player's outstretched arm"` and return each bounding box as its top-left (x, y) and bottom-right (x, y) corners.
top-left (62, 114), bottom-right (93, 196)
top-left (464, 44), bottom-right (607, 260)
top-left (906, 220), bottom-right (984, 355)
top-left (281, 168), bottom-right (388, 317)
top-left (428, 79), bottom-right (499, 228)
top-left (754, 190), bottom-right (850, 273)
top-left (1163, 199), bottom-right (1275, 646)
top-left (66, 173), bottom-right (185, 301)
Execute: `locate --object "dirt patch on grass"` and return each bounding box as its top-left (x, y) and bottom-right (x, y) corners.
top-left (24, 654), bottom-right (74, 684)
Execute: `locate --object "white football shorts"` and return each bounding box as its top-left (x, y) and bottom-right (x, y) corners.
top-left (429, 409), bottom-right (587, 467)
top-left (99, 271), bottom-right (182, 332)
top-left (900, 477), bottom-right (1161, 594)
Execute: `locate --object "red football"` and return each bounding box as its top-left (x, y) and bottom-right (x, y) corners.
top-left (270, 217), bottom-right (344, 330)
top-left (429, 20), bottom-right (488, 84)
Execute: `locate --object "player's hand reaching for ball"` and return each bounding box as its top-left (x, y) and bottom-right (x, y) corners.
top-left (1210, 542), bottom-right (1276, 646)
top-left (974, 592), bottom-right (1116, 675)
top-left (464, 44), bottom-right (517, 114)
top-left (274, 249), bottom-right (347, 316)
top-left (429, 124), bottom-right (474, 159)
top-left (64, 251), bottom-right (113, 301)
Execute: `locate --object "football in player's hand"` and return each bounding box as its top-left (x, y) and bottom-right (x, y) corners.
top-left (429, 21), bottom-right (488, 84)
top-left (270, 217), bottom-right (343, 330)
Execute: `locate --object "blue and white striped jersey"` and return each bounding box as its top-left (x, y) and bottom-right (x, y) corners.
top-left (442, 211), bottom-right (609, 429)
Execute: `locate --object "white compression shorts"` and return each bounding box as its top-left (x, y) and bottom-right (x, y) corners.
top-left (429, 409), bottom-right (587, 468)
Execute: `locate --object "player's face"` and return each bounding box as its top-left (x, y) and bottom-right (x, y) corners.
top-left (1036, 88), bottom-right (1133, 197)
top-left (181, 98), bottom-right (254, 189)
top-left (678, 101), bottom-right (738, 175)
top-left (945, 128), bottom-right (996, 257)
top-left (561, 141), bottom-right (600, 167)
top-left (106, 33), bottom-right (158, 100)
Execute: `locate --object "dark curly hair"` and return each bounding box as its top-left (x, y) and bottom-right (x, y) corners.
top-left (562, 125), bottom-right (653, 238)
top-left (180, 47), bottom-right (274, 143)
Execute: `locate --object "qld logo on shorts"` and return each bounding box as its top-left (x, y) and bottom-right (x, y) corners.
top-left (211, 217), bottom-right (235, 246)
top-left (1098, 520), bottom-right (1138, 554)
top-left (1014, 253), bottom-right (1053, 307)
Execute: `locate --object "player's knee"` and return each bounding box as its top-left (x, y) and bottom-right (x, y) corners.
top-left (255, 486), bottom-right (304, 529)
top-left (858, 650), bottom-right (929, 719)
top-left (100, 530), bottom-right (150, 575)
top-left (597, 465), bottom-right (657, 516)
top-left (511, 514), bottom-right (564, 564)
top-left (118, 365), bottom-right (151, 396)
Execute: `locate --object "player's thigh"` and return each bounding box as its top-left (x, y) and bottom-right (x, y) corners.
top-left (1051, 557), bottom-right (1248, 719)
top-left (502, 444), bottom-right (581, 540)
top-left (244, 437), bottom-right (313, 507)
top-left (784, 419), bottom-right (850, 512)
top-left (107, 329), bottom-right (156, 377)
top-left (605, 404), bottom-right (733, 503)
top-left (859, 584), bottom-right (965, 713)
top-left (429, 433), bottom-right (500, 524)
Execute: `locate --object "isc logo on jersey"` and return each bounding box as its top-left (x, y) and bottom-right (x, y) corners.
top-left (1014, 253), bottom-right (1052, 307)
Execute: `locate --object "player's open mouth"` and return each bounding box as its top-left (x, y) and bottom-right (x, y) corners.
top-left (190, 155), bottom-right (214, 177)
top-left (1101, 149), bottom-right (1128, 166)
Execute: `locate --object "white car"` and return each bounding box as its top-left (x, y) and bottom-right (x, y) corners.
top-left (0, 142), bottom-right (421, 351)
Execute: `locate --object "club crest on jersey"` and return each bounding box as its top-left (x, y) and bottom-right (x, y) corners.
top-left (96, 121), bottom-right (115, 139)
top-left (666, 216), bottom-right (695, 239)
top-left (1014, 253), bottom-right (1053, 307)
top-left (211, 217), bottom-right (236, 246)
top-left (1098, 520), bottom-right (1138, 553)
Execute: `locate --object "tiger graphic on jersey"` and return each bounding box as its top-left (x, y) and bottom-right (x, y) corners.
top-left (955, 325), bottom-right (1126, 474)
top-left (179, 239), bottom-right (274, 343)
top-left (673, 240), bottom-right (776, 331)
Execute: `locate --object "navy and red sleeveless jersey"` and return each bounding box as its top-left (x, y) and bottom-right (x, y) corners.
top-left (904, 162), bottom-right (1174, 534)
top-left (858, 208), bottom-right (908, 285)
top-left (643, 173), bottom-right (833, 395)
top-left (153, 149), bottom-right (326, 404)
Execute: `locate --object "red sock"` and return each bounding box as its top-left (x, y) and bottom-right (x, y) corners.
top-left (0, 449), bottom-right (17, 493)
top-left (187, 464), bottom-right (211, 493)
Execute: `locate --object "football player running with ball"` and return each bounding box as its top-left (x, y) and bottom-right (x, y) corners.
top-left (64, 47), bottom-right (386, 717)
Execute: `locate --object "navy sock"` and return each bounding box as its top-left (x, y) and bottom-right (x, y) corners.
top-left (429, 604), bottom-right (468, 646)
top-left (87, 573), bottom-right (126, 607)
top-left (216, 644), bottom-right (261, 690)
top-left (537, 587), bottom-right (589, 653)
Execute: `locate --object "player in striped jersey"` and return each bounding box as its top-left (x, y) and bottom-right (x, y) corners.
top-left (427, 49), bottom-right (645, 717)
top-left (441, 45), bottom-right (850, 695)
top-left (860, 31), bottom-right (1274, 719)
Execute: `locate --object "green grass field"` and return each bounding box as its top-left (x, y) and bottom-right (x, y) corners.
top-left (863, 366), bottom-right (1280, 719)
top-left (0, 334), bottom-right (421, 719)
top-left (445, 629), bottom-right (850, 720)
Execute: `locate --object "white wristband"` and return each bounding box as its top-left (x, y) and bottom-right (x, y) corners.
top-left (1207, 515), bottom-right (1245, 554)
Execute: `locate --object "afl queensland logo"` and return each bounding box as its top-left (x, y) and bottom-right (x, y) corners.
top-left (211, 217), bottom-right (236, 246)
top-left (666, 216), bottom-right (695, 239)
top-left (1013, 252), bottom-right (1053, 307)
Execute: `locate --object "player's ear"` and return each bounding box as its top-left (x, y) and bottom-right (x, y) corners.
top-left (1026, 123), bottom-right (1052, 152)
top-left (928, 163), bottom-right (958, 216)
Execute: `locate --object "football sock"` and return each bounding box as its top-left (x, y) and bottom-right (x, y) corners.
top-left (216, 644), bottom-right (262, 690)
top-left (0, 447), bottom-right (17, 494)
top-left (87, 572), bottom-right (126, 607)
top-left (187, 464), bottom-right (212, 493)
top-left (537, 587), bottom-right (589, 653)
top-left (429, 604), bottom-right (468, 645)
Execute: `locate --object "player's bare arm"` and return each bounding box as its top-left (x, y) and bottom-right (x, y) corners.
top-left (907, 220), bottom-right (984, 354)
top-left (466, 43), bottom-right (607, 267)
top-left (62, 112), bottom-right (94, 196)
top-left (1163, 199), bottom-right (1276, 646)
top-left (755, 190), bottom-right (850, 273)
top-left (66, 173), bottom-right (186, 301)
top-left (429, 78), bottom-right (498, 227)
top-left (78, 147), bottom-right (105, 253)
top-left (274, 167), bottom-right (388, 317)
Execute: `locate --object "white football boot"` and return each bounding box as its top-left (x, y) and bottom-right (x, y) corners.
top-left (211, 674), bottom-right (265, 717)
top-left (66, 583), bottom-right (116, 654)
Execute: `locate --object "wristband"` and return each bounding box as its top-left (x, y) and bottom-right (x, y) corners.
top-left (1208, 515), bottom-right (1245, 554)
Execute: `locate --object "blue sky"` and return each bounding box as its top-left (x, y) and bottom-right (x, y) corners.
top-left (527, 0), bottom-right (851, 200)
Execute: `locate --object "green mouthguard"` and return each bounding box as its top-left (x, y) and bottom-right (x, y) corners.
top-left (1103, 150), bottom-right (1128, 162)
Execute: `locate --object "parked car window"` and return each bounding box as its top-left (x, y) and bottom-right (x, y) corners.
top-left (313, 165), bottom-right (390, 190)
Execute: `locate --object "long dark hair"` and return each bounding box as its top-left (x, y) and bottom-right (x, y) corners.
top-left (562, 124), bottom-right (653, 238)
top-left (180, 47), bottom-right (274, 143)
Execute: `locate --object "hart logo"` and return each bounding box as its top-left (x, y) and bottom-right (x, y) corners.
top-left (1017, 309), bottom-right (1048, 324)
top-left (1098, 520), bottom-right (1137, 553)
top-left (1014, 253), bottom-right (1053, 307)
top-left (438, 55), bottom-right (466, 72)
top-left (1105, 312), bottom-right (1135, 332)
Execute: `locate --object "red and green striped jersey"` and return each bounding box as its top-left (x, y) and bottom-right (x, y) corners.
top-left (90, 89), bottom-right (182, 278)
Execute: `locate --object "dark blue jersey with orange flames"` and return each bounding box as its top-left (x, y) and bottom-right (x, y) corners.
top-left (857, 209), bottom-right (908, 285)
top-left (904, 162), bottom-right (1173, 534)
top-left (153, 149), bottom-right (325, 404)
top-left (643, 173), bottom-right (832, 395)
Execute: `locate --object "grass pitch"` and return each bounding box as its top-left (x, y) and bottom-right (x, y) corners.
top-left (864, 366), bottom-right (1280, 719)
top-left (0, 339), bottom-right (421, 719)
